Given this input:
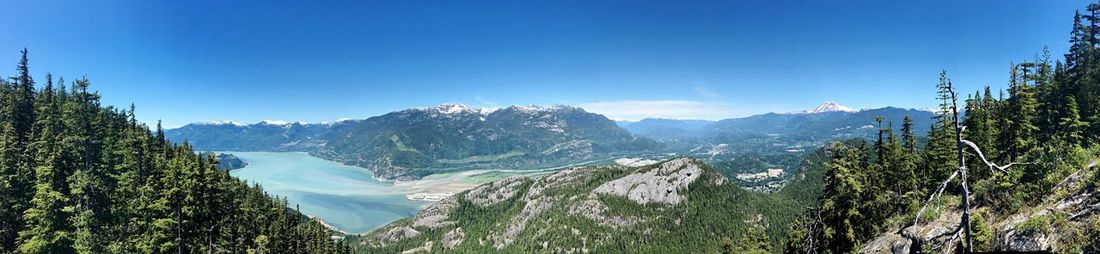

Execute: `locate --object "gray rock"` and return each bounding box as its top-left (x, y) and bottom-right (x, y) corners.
top-left (411, 196), bottom-right (459, 229)
top-left (491, 196), bottom-right (558, 249)
top-left (1003, 230), bottom-right (1051, 252)
top-left (442, 227), bottom-right (466, 250)
top-left (568, 199), bottom-right (643, 228)
top-left (400, 241), bottom-right (433, 254)
top-left (592, 158), bottom-right (702, 205)
top-left (375, 226), bottom-right (421, 245)
top-left (465, 176), bottom-right (528, 207)
top-left (858, 232), bottom-right (911, 254)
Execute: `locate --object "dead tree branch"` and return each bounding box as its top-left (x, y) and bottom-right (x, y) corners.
top-left (912, 170), bottom-right (960, 227)
top-left (960, 139), bottom-right (1031, 173)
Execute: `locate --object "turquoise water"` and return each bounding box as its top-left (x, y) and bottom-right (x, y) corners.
top-left (227, 152), bottom-right (427, 234)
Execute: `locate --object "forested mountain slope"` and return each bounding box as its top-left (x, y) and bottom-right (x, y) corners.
top-left (0, 51), bottom-right (347, 253)
top-left (353, 150), bottom-right (834, 253)
top-left (165, 121), bottom-right (330, 151)
top-left (167, 104), bottom-right (659, 180)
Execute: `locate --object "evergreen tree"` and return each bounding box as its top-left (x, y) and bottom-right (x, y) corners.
top-left (1059, 96), bottom-right (1089, 145)
top-left (923, 71), bottom-right (958, 192)
top-left (901, 115), bottom-right (917, 154)
top-left (999, 65), bottom-right (1040, 161)
top-left (17, 72), bottom-right (74, 253)
top-left (733, 225), bottom-right (772, 254)
top-left (819, 141), bottom-right (867, 253)
top-left (0, 51), bottom-right (349, 253)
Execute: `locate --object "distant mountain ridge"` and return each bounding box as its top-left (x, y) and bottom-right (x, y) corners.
top-left (619, 102), bottom-right (935, 143)
top-left (166, 104), bottom-right (658, 180)
top-left (167, 102), bottom-right (933, 181)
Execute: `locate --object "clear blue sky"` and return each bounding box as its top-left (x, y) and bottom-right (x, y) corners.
top-left (0, 0), bottom-right (1089, 127)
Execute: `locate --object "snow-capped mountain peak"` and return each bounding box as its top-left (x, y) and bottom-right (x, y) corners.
top-left (260, 119), bottom-right (292, 125)
top-left (805, 101), bottom-right (857, 114)
top-left (195, 120), bottom-right (247, 127)
top-left (432, 103), bottom-right (475, 114)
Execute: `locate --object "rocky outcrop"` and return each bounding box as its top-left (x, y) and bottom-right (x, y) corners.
top-left (568, 197), bottom-right (643, 228)
top-left (373, 226), bottom-right (421, 246)
top-left (592, 158), bottom-right (702, 205)
top-left (442, 227), bottom-right (465, 250)
top-left (411, 196), bottom-right (459, 229)
top-left (400, 241), bottom-right (433, 254)
top-left (491, 196), bottom-right (557, 249)
top-left (859, 233), bottom-right (912, 254)
top-left (465, 176), bottom-right (528, 207)
top-left (487, 167), bottom-right (609, 249)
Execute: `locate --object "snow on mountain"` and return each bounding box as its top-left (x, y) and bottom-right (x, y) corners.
top-left (432, 103), bottom-right (475, 114)
top-left (260, 120), bottom-right (291, 125)
top-left (196, 120), bottom-right (248, 127)
top-left (803, 101), bottom-right (857, 114)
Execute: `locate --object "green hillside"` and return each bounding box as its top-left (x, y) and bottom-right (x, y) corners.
top-left (352, 154), bottom-right (831, 253)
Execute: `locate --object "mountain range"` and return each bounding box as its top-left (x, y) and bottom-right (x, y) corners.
top-left (618, 102), bottom-right (933, 144)
top-left (167, 104), bottom-right (658, 180)
top-left (167, 102), bottom-right (933, 180)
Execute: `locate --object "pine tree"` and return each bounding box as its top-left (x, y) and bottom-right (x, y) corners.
top-left (923, 71), bottom-right (958, 192)
top-left (901, 115), bottom-right (917, 154)
top-left (873, 116), bottom-right (886, 162)
top-left (733, 225), bottom-right (772, 254)
top-left (819, 141), bottom-right (867, 253)
top-left (1059, 96), bottom-right (1089, 145)
top-left (0, 49), bottom-right (349, 254)
top-left (17, 73), bottom-right (74, 253)
top-left (0, 49), bottom-right (39, 251)
top-left (1000, 65), bottom-right (1040, 161)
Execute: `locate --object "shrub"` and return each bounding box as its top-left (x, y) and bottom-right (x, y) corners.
top-left (970, 213), bottom-right (994, 252)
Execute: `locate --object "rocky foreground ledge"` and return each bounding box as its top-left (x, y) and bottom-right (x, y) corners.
top-left (859, 160), bottom-right (1100, 253)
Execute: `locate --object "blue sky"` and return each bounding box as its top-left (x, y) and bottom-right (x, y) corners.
top-left (0, 0), bottom-right (1088, 127)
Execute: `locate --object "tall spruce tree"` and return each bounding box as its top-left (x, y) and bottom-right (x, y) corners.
top-left (1060, 96), bottom-right (1089, 145)
top-left (901, 115), bottom-right (917, 154)
top-left (923, 71), bottom-right (959, 192)
top-left (17, 73), bottom-right (74, 253)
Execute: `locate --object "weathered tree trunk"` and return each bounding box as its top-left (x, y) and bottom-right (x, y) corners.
top-left (948, 80), bottom-right (971, 253)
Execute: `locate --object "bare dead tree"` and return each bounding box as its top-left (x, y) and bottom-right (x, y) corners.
top-left (910, 78), bottom-right (1029, 253)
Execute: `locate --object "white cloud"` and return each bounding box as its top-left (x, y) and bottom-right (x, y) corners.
top-left (578, 100), bottom-right (742, 121)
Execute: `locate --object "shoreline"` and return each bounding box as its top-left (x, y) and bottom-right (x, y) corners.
top-left (307, 215), bottom-right (351, 235)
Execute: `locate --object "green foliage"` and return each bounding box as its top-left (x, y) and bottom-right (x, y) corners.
top-left (818, 141), bottom-right (869, 253)
top-left (357, 158), bottom-right (826, 254)
top-left (0, 52), bottom-right (349, 253)
top-left (1016, 215), bottom-right (1054, 236)
top-left (733, 225), bottom-right (772, 254)
top-left (798, 8), bottom-right (1100, 247)
top-left (970, 213), bottom-right (994, 251)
